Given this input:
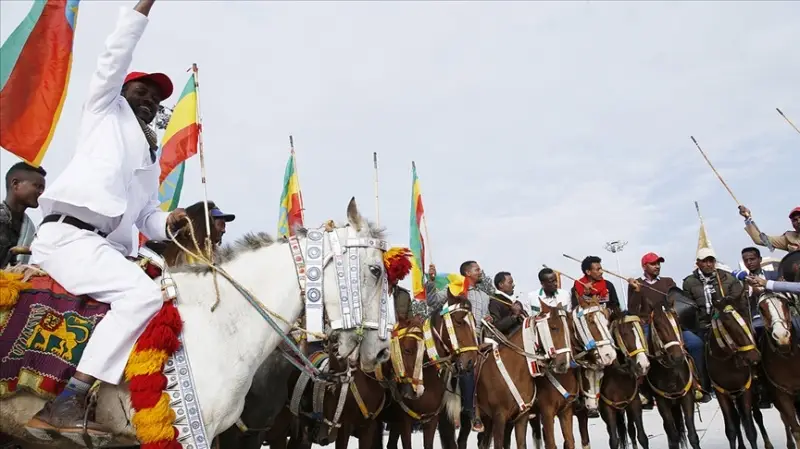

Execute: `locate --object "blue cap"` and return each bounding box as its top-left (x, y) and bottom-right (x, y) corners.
top-left (209, 207), bottom-right (235, 222)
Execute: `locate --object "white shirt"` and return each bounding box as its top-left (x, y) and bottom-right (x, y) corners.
top-left (528, 288), bottom-right (572, 315)
top-left (38, 8), bottom-right (169, 256)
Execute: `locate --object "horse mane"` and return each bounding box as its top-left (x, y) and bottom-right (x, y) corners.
top-left (172, 221), bottom-right (385, 275)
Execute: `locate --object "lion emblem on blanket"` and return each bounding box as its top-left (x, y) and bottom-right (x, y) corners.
top-left (25, 309), bottom-right (92, 362)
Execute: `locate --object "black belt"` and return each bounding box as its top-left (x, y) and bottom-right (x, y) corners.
top-left (41, 214), bottom-right (108, 238)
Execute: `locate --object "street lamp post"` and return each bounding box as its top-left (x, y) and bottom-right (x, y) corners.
top-left (604, 240), bottom-right (628, 310)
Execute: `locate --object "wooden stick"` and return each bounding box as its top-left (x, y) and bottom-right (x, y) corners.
top-left (777, 108), bottom-right (800, 135)
top-left (542, 264), bottom-right (592, 290)
top-left (562, 253), bottom-right (668, 297)
top-left (373, 152), bottom-right (380, 227)
top-left (690, 136), bottom-right (741, 205)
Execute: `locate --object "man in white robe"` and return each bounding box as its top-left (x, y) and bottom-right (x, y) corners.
top-left (528, 267), bottom-right (572, 315)
top-left (26, 0), bottom-right (186, 438)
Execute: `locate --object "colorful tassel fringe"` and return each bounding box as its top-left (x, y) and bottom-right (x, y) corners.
top-left (124, 301), bottom-right (183, 449)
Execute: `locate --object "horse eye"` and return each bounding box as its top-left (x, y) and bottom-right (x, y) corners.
top-left (369, 265), bottom-right (382, 278)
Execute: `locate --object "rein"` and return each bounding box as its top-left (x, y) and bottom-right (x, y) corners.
top-left (572, 304), bottom-right (615, 366)
top-left (710, 305), bottom-right (757, 356)
top-left (647, 307), bottom-right (693, 399)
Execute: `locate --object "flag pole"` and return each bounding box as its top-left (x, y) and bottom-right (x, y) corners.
top-left (192, 63), bottom-right (213, 261)
top-left (289, 135), bottom-right (305, 223)
top-left (777, 108), bottom-right (800, 136)
top-left (373, 152), bottom-right (381, 227)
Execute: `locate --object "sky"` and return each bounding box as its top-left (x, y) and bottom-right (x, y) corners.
top-left (1, 1), bottom-right (798, 304)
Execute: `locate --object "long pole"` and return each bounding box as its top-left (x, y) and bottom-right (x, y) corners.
top-left (563, 253), bottom-right (668, 297)
top-left (690, 136), bottom-right (741, 205)
top-left (192, 63), bottom-right (212, 261)
top-left (373, 152), bottom-right (380, 227)
top-left (614, 252), bottom-right (626, 309)
top-left (777, 108), bottom-right (800, 135)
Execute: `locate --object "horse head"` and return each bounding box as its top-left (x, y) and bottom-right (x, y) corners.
top-left (434, 289), bottom-right (480, 374)
top-left (710, 294), bottom-right (759, 365)
top-left (324, 198), bottom-right (393, 372)
top-left (649, 289), bottom-right (685, 367)
top-left (537, 302), bottom-right (573, 374)
top-left (759, 291), bottom-right (793, 349)
top-left (572, 295), bottom-right (616, 367)
top-left (610, 310), bottom-right (650, 377)
top-left (389, 319), bottom-right (426, 400)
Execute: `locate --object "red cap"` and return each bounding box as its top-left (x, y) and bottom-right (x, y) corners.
top-left (641, 252), bottom-right (665, 265)
top-left (790, 207), bottom-right (800, 219)
top-left (123, 71), bottom-right (173, 100)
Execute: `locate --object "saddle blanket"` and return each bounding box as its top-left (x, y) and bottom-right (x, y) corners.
top-left (0, 274), bottom-right (110, 398)
top-left (522, 316), bottom-right (540, 377)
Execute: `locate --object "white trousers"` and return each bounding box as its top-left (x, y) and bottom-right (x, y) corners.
top-left (30, 222), bottom-right (163, 384)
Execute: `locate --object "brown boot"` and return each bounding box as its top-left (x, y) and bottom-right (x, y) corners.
top-left (26, 394), bottom-right (111, 443)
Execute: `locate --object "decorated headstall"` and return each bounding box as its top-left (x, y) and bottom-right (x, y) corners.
top-left (612, 315), bottom-right (648, 358)
top-left (711, 304), bottom-right (756, 353)
top-left (289, 225), bottom-right (395, 342)
top-left (137, 246), bottom-right (177, 302)
top-left (422, 302), bottom-right (479, 367)
top-left (648, 306), bottom-right (684, 357)
top-left (533, 308), bottom-right (573, 363)
top-left (572, 305), bottom-right (615, 355)
top-left (378, 325), bottom-right (426, 396)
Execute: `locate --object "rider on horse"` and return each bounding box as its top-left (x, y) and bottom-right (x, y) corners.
top-left (570, 256), bottom-right (621, 314)
top-left (426, 260), bottom-right (489, 433)
top-left (0, 162), bottom-right (46, 268)
top-left (681, 246), bottom-right (743, 403)
top-left (25, 0), bottom-right (187, 438)
top-left (529, 268), bottom-right (571, 316)
top-left (739, 205), bottom-right (800, 252)
top-left (488, 271), bottom-right (526, 335)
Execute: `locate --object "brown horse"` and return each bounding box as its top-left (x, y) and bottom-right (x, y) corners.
top-left (706, 294), bottom-right (761, 449)
top-left (760, 290), bottom-right (800, 449)
top-left (645, 292), bottom-right (701, 449)
top-left (380, 297), bottom-right (479, 449)
top-left (526, 303), bottom-right (579, 449)
top-left (594, 311), bottom-right (651, 449)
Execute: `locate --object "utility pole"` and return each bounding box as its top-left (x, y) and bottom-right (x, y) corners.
top-left (604, 240), bottom-right (628, 309)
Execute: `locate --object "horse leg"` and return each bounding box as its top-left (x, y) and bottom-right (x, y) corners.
top-left (530, 413), bottom-right (543, 449)
top-left (336, 423), bottom-right (352, 449)
top-left (575, 406), bottom-right (590, 449)
top-left (737, 390), bottom-right (759, 449)
top-left (359, 421), bottom-right (379, 449)
top-left (680, 395), bottom-right (701, 449)
top-left (422, 417), bottom-right (439, 449)
top-left (515, 412), bottom-right (530, 449)
top-left (504, 420), bottom-right (513, 449)
top-left (456, 415), bottom-right (471, 449)
top-left (388, 421), bottom-right (401, 449)
top-left (492, 413), bottom-right (508, 449)
top-left (772, 390), bottom-right (800, 449)
top-left (477, 419), bottom-right (492, 449)
top-left (629, 396), bottom-right (649, 449)
top-left (398, 416), bottom-right (414, 449)
top-left (599, 403), bottom-right (619, 449)
top-left (752, 397), bottom-right (775, 449)
top-left (540, 410), bottom-right (558, 449)
top-left (654, 398), bottom-right (679, 449)
top-left (437, 413), bottom-right (456, 449)
top-left (558, 406), bottom-right (576, 449)
top-left (716, 391), bottom-right (740, 449)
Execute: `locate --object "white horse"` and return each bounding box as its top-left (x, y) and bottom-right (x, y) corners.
top-left (0, 198), bottom-right (392, 447)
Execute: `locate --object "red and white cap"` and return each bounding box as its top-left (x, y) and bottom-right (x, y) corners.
top-left (641, 252), bottom-right (665, 265)
top-left (123, 71), bottom-right (174, 100)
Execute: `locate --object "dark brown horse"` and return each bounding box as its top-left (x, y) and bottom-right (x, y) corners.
top-left (594, 312), bottom-right (651, 449)
top-left (380, 298), bottom-right (479, 449)
top-left (706, 294), bottom-right (761, 449)
top-left (645, 291), bottom-right (701, 449)
top-left (760, 290), bottom-right (800, 449)
top-left (526, 303), bottom-right (579, 449)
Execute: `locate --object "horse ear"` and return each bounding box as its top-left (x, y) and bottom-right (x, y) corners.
top-left (346, 197), bottom-right (365, 232)
top-left (540, 301), bottom-right (552, 314)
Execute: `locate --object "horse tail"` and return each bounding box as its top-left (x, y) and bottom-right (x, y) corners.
top-left (671, 404), bottom-right (688, 449)
top-left (443, 383), bottom-right (462, 426)
top-left (615, 409), bottom-right (628, 448)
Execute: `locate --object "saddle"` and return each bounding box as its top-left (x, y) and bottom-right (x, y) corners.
top-left (0, 250), bottom-right (164, 399)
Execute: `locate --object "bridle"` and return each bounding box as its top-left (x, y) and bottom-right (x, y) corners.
top-left (648, 306), bottom-right (685, 364)
top-left (383, 325), bottom-right (426, 396)
top-left (572, 305), bottom-right (615, 362)
top-left (534, 308), bottom-right (573, 369)
top-left (710, 304), bottom-right (757, 356)
top-left (289, 225), bottom-right (395, 342)
top-left (422, 302), bottom-right (479, 369)
top-left (612, 315), bottom-right (648, 360)
top-left (759, 293), bottom-right (792, 351)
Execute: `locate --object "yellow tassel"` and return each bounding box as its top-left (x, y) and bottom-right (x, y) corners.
top-left (131, 393), bottom-right (176, 443)
top-left (124, 349), bottom-right (169, 379)
top-left (0, 271), bottom-right (31, 310)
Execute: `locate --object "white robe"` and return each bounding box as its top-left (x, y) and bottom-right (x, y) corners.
top-left (30, 7), bottom-right (168, 384)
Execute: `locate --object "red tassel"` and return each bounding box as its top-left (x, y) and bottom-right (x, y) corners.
top-left (135, 303), bottom-right (182, 352)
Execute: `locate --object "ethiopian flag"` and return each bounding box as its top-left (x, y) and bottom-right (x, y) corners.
top-left (159, 75), bottom-right (198, 187)
top-left (277, 150), bottom-right (304, 238)
top-left (409, 162), bottom-right (428, 300)
top-left (0, 0), bottom-right (81, 167)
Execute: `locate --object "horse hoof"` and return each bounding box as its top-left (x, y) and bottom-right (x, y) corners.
top-left (583, 445), bottom-right (591, 449)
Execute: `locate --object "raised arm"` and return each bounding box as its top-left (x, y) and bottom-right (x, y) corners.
top-left (85, 0), bottom-right (155, 114)
top-left (740, 206), bottom-right (791, 251)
